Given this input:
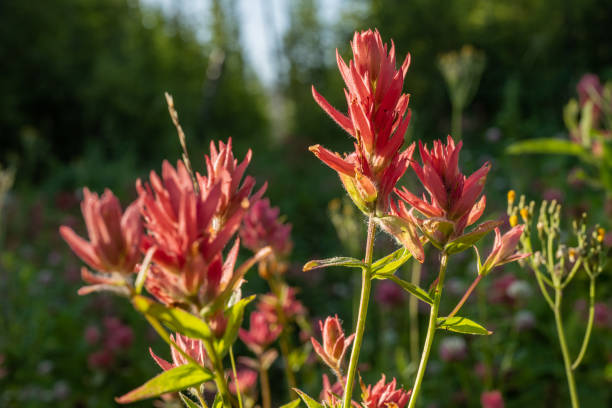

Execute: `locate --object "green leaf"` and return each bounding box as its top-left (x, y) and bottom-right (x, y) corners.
top-left (444, 220), bottom-right (502, 255)
top-left (179, 392), bottom-right (201, 408)
top-left (303, 257), bottom-right (366, 271)
top-left (371, 248), bottom-right (412, 276)
top-left (506, 138), bottom-right (589, 160)
top-left (132, 295), bottom-right (212, 340)
top-left (293, 389), bottom-right (324, 408)
top-left (214, 295), bottom-right (255, 358)
top-left (377, 275), bottom-right (433, 305)
top-left (280, 399), bottom-right (302, 408)
top-left (437, 316), bottom-right (492, 335)
top-left (116, 363), bottom-right (213, 403)
top-left (212, 392), bottom-right (223, 408)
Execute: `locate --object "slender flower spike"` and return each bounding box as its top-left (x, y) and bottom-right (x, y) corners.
top-left (239, 311), bottom-right (282, 355)
top-left (393, 136), bottom-right (491, 247)
top-left (59, 188), bottom-right (142, 295)
top-left (149, 333), bottom-right (208, 371)
top-left (360, 375), bottom-right (411, 408)
top-left (481, 226), bottom-right (529, 275)
top-left (311, 315), bottom-right (355, 373)
top-left (311, 29), bottom-right (414, 214)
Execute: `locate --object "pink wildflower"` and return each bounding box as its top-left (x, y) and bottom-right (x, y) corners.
top-left (481, 226), bottom-right (529, 274)
top-left (239, 311), bottom-right (282, 355)
top-left (311, 315), bottom-right (354, 373)
top-left (149, 333), bottom-right (208, 371)
top-left (481, 390), bottom-right (504, 408)
top-left (360, 374), bottom-right (411, 408)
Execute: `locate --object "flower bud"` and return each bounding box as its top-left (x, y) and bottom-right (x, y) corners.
top-left (311, 315), bottom-right (354, 372)
top-left (507, 190), bottom-right (515, 205)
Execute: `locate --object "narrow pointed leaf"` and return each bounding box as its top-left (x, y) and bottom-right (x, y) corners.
top-left (180, 393), bottom-right (201, 408)
top-left (116, 363), bottom-right (213, 403)
top-left (132, 295), bottom-right (212, 340)
top-left (293, 389), bottom-right (324, 408)
top-left (437, 316), bottom-right (492, 335)
top-left (303, 257), bottom-right (366, 271)
top-left (371, 248), bottom-right (412, 276)
top-left (444, 220), bottom-right (502, 255)
top-left (280, 399), bottom-right (302, 408)
top-left (376, 275), bottom-right (433, 305)
top-left (214, 295), bottom-right (255, 358)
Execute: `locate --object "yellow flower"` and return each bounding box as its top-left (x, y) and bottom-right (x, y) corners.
top-left (507, 190), bottom-right (516, 205)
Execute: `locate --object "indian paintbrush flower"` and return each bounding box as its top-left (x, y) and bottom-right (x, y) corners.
top-left (59, 188), bottom-right (142, 296)
top-left (481, 390), bottom-right (505, 408)
top-left (310, 29), bottom-right (414, 214)
top-left (480, 226), bottom-right (529, 275)
top-left (241, 198), bottom-right (292, 256)
top-left (239, 311), bottom-right (282, 355)
top-left (138, 158), bottom-right (270, 310)
top-left (311, 315), bottom-right (355, 374)
top-left (149, 333), bottom-right (208, 371)
top-left (360, 375), bottom-right (411, 408)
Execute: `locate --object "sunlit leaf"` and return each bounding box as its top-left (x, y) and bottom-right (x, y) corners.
top-left (293, 389), bottom-right (324, 408)
top-left (116, 363), bottom-right (213, 403)
top-left (303, 257), bottom-right (366, 271)
top-left (437, 316), bottom-right (492, 335)
top-left (375, 275), bottom-right (433, 305)
top-left (444, 220), bottom-right (501, 255)
top-left (371, 248), bottom-right (412, 276)
top-left (214, 295), bottom-right (255, 358)
top-left (280, 399), bottom-right (302, 408)
top-left (179, 392), bottom-right (201, 408)
top-left (132, 295), bottom-right (212, 340)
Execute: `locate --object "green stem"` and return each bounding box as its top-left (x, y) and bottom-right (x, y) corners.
top-left (572, 277), bottom-right (595, 370)
top-left (193, 388), bottom-right (209, 408)
top-left (203, 338), bottom-right (235, 407)
top-left (407, 253), bottom-right (448, 408)
top-left (229, 346), bottom-right (243, 408)
top-left (269, 279), bottom-right (298, 396)
top-left (553, 289), bottom-right (580, 408)
top-left (341, 216), bottom-right (376, 408)
top-left (409, 260), bottom-right (422, 365)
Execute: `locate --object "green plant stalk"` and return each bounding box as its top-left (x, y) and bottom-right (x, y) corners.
top-left (409, 260), bottom-right (422, 365)
top-left (342, 215), bottom-right (376, 408)
top-left (553, 289), bottom-right (580, 408)
top-left (229, 346), bottom-right (244, 408)
top-left (193, 388), bottom-right (209, 408)
top-left (572, 277), bottom-right (595, 369)
top-left (407, 253), bottom-right (448, 408)
top-left (203, 338), bottom-right (235, 407)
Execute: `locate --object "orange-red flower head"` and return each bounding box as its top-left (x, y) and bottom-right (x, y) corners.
top-left (311, 29), bottom-right (413, 214)
top-left (149, 333), bottom-right (208, 371)
top-left (360, 375), bottom-right (411, 408)
top-left (311, 314), bottom-right (354, 373)
top-left (394, 136), bottom-right (490, 244)
top-left (59, 188), bottom-right (142, 294)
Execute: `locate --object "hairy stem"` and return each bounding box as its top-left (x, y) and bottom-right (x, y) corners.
top-left (408, 253), bottom-right (448, 408)
top-left (203, 338), bottom-right (235, 407)
top-left (342, 216), bottom-right (376, 408)
top-left (409, 260), bottom-right (422, 365)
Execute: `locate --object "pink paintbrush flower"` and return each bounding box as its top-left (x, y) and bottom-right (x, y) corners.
top-left (481, 226), bottom-right (529, 275)
top-left (311, 29), bottom-right (414, 214)
top-left (239, 311), bottom-right (282, 355)
top-left (149, 333), bottom-right (208, 371)
top-left (311, 315), bottom-right (354, 373)
top-left (240, 198), bottom-right (292, 256)
top-left (360, 374), bottom-right (411, 408)
top-left (481, 390), bottom-right (504, 408)
top-left (138, 158), bottom-right (270, 309)
top-left (59, 188), bottom-right (142, 295)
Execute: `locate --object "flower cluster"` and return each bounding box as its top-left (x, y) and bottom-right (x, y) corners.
top-left (311, 29), bottom-right (414, 214)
